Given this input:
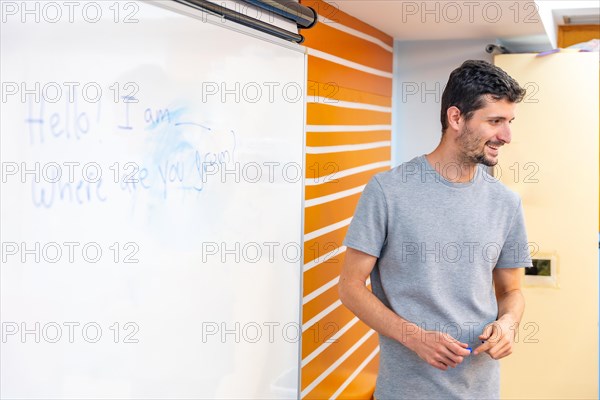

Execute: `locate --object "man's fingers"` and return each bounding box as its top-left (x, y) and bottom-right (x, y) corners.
top-left (430, 349), bottom-right (465, 370)
top-left (448, 341), bottom-right (472, 357)
top-left (437, 354), bottom-right (457, 368)
top-left (431, 359), bottom-right (448, 371)
top-left (443, 333), bottom-right (469, 346)
top-left (435, 362), bottom-right (448, 371)
top-left (473, 340), bottom-right (493, 355)
top-left (442, 347), bottom-right (465, 365)
top-left (489, 341), bottom-right (512, 359)
top-left (442, 357), bottom-right (458, 368)
top-left (442, 334), bottom-right (471, 356)
top-left (445, 355), bottom-right (463, 368)
top-left (475, 335), bottom-right (509, 357)
top-left (479, 322), bottom-right (499, 341)
top-left (428, 349), bottom-right (460, 370)
top-left (479, 326), bottom-right (491, 340)
top-left (473, 324), bottom-right (503, 355)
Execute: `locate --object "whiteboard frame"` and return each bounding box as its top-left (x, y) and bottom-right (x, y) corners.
top-left (147, 0), bottom-right (308, 54)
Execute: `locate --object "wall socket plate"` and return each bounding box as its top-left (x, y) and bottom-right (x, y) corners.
top-left (523, 252), bottom-right (559, 288)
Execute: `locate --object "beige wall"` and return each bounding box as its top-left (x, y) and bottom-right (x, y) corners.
top-left (494, 53), bottom-right (599, 399)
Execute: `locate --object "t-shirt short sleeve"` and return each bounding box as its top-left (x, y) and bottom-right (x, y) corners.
top-left (496, 199), bottom-right (533, 268)
top-left (342, 176), bottom-right (388, 258)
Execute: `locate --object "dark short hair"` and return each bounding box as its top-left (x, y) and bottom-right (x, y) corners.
top-left (440, 60), bottom-right (525, 134)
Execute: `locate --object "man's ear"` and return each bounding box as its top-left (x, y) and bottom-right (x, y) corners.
top-left (446, 106), bottom-right (462, 131)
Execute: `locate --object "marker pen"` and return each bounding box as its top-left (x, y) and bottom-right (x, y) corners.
top-left (468, 341), bottom-right (485, 354)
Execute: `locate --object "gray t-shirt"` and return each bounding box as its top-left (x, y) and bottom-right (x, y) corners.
top-left (343, 154), bottom-right (532, 400)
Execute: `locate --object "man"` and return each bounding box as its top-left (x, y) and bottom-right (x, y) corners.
top-left (339, 60), bottom-right (533, 399)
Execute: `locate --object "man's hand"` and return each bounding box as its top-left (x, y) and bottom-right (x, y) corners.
top-left (473, 316), bottom-right (518, 359)
top-left (406, 330), bottom-right (471, 371)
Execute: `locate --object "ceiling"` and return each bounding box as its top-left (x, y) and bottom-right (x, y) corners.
top-left (334, 0), bottom-right (599, 50)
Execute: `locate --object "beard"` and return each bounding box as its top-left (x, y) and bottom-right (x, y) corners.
top-left (456, 124), bottom-right (498, 167)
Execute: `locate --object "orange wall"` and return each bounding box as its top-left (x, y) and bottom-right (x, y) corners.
top-left (300, 1), bottom-right (393, 398)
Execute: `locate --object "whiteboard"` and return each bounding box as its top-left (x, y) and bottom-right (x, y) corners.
top-left (0, 1), bottom-right (305, 398)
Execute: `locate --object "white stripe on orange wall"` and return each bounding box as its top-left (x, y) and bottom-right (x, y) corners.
top-left (305, 161), bottom-right (391, 186)
top-left (308, 48), bottom-right (393, 78)
top-left (304, 246), bottom-right (347, 272)
top-left (304, 185), bottom-right (366, 207)
top-left (307, 97), bottom-right (392, 113)
top-left (319, 14), bottom-right (393, 52)
top-left (307, 124), bottom-right (392, 132)
top-left (304, 217), bottom-right (352, 241)
top-left (306, 142), bottom-right (391, 154)
top-left (302, 317), bottom-right (361, 367)
top-left (301, 330), bottom-right (377, 397)
top-left (330, 347), bottom-right (381, 399)
top-left (303, 276), bottom-right (340, 303)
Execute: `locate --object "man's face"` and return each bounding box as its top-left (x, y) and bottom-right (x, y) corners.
top-left (455, 96), bottom-right (516, 167)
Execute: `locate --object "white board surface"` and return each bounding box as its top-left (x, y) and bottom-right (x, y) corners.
top-left (0, 1), bottom-right (305, 398)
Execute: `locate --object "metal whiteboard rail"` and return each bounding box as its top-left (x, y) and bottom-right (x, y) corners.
top-left (174, 0), bottom-right (306, 43)
top-left (241, 0), bottom-right (317, 28)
